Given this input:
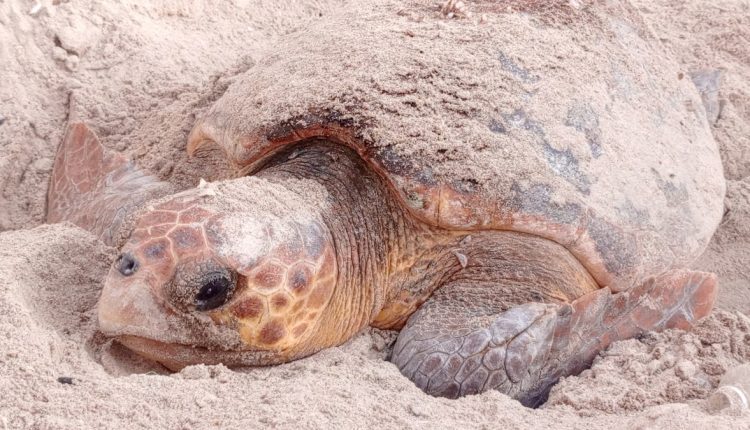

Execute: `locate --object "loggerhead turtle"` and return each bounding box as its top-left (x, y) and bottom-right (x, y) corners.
top-left (46, 1), bottom-right (725, 406)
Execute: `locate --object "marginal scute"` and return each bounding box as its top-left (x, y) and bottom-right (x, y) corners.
top-left (189, 0), bottom-right (724, 291)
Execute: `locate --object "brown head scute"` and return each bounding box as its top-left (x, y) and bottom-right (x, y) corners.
top-left (169, 225), bottom-right (203, 249)
top-left (227, 237), bottom-right (337, 350)
top-left (141, 210), bottom-right (178, 226)
top-left (252, 262), bottom-right (285, 290)
top-left (271, 293), bottom-right (290, 310)
top-left (288, 263), bottom-right (313, 294)
top-left (259, 320), bottom-right (286, 345)
top-left (232, 296), bottom-right (264, 319)
top-left (143, 239), bottom-right (169, 261)
top-left (179, 206), bottom-right (214, 223)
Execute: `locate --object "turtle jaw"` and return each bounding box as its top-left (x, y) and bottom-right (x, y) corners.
top-left (97, 271), bottom-right (247, 363)
top-left (98, 275), bottom-right (173, 340)
top-left (98, 284), bottom-right (285, 369)
top-left (115, 335), bottom-right (283, 371)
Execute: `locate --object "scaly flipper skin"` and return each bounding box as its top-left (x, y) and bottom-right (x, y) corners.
top-left (47, 123), bottom-right (172, 246)
top-left (391, 270), bottom-right (717, 407)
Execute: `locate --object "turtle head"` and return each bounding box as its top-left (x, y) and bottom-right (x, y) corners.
top-left (97, 179), bottom-right (338, 369)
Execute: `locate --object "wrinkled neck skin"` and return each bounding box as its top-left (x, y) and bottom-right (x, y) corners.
top-left (255, 140), bottom-right (435, 351)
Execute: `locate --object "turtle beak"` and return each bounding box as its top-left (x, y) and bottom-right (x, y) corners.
top-left (97, 273), bottom-right (172, 340)
top-left (98, 279), bottom-right (198, 371)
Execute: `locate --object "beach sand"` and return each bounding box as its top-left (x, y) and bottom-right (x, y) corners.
top-left (1, 1), bottom-right (748, 428)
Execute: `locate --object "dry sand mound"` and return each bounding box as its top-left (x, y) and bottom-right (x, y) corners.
top-left (1, 0), bottom-right (749, 428)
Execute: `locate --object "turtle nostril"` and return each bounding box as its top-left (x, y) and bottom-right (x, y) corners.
top-left (116, 253), bottom-right (139, 276)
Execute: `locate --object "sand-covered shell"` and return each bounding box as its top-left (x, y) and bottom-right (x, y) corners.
top-left (188, 0), bottom-right (725, 291)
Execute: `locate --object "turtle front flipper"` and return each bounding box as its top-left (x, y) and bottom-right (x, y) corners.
top-left (391, 269), bottom-right (717, 407)
top-left (47, 123), bottom-right (173, 247)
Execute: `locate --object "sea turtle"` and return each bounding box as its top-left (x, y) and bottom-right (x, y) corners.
top-left (46, 1), bottom-right (725, 406)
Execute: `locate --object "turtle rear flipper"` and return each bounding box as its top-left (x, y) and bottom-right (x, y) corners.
top-left (391, 269), bottom-right (717, 407)
top-left (47, 123), bottom-right (172, 247)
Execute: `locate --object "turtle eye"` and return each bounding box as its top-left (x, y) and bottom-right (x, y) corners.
top-left (195, 274), bottom-right (234, 311)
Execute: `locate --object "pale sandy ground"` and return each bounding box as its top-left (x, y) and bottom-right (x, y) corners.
top-left (1, 1), bottom-right (749, 429)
